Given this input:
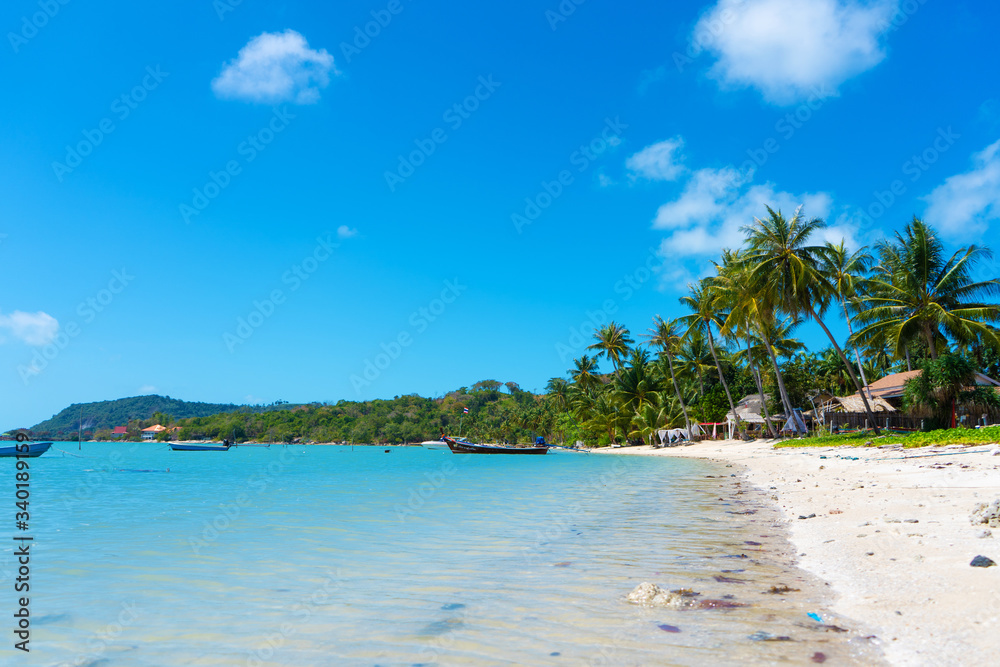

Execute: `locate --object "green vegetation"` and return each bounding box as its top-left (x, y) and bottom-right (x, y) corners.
top-left (776, 426), bottom-right (1000, 449)
top-left (27, 395), bottom-right (296, 439)
top-left (176, 382), bottom-right (552, 444)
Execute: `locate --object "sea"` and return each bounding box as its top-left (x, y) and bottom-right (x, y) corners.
top-left (0, 442), bottom-right (884, 666)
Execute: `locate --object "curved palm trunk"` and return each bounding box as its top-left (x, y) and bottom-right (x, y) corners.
top-left (807, 303), bottom-right (881, 435)
top-left (705, 325), bottom-right (741, 431)
top-left (665, 352), bottom-right (691, 434)
top-left (745, 334), bottom-right (777, 438)
top-left (760, 329), bottom-right (796, 431)
top-left (840, 298), bottom-right (870, 391)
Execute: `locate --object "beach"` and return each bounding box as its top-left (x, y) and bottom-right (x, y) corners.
top-left (597, 439), bottom-right (1000, 666)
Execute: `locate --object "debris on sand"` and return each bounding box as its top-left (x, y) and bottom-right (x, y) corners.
top-left (765, 584), bottom-right (800, 594)
top-left (970, 499), bottom-right (1000, 528)
top-left (626, 583), bottom-right (697, 608)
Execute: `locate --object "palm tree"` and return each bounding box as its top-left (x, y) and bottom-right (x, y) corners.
top-left (546, 377), bottom-right (570, 411)
top-left (587, 322), bottom-right (635, 374)
top-left (853, 217), bottom-right (1000, 360)
top-left (570, 355), bottom-right (601, 392)
top-left (741, 206), bottom-right (880, 433)
top-left (713, 248), bottom-right (796, 436)
top-left (820, 240), bottom-right (874, 391)
top-left (644, 315), bottom-right (692, 434)
top-left (613, 348), bottom-right (660, 414)
top-left (675, 328), bottom-right (713, 403)
top-left (679, 280), bottom-right (741, 430)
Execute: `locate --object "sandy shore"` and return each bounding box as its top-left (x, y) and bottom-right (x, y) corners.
top-left (597, 439), bottom-right (1000, 666)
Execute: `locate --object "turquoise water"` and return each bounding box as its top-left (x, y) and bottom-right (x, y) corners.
top-left (0, 443), bottom-right (879, 665)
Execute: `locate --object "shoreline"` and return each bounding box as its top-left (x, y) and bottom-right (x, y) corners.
top-left (596, 439), bottom-right (1000, 666)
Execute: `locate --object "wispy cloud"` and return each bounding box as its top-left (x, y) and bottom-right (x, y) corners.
top-left (923, 139), bottom-right (1000, 240)
top-left (337, 225), bottom-right (359, 240)
top-left (695, 0), bottom-right (898, 105)
top-left (0, 310), bottom-right (59, 346)
top-left (139, 385), bottom-right (158, 394)
top-left (212, 30), bottom-right (336, 104)
top-left (626, 138), bottom-right (687, 181)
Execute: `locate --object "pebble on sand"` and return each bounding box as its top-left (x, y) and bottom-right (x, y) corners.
top-left (970, 555), bottom-right (996, 568)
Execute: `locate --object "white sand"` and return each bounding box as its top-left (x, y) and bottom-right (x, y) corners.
top-left (597, 440), bottom-right (1000, 666)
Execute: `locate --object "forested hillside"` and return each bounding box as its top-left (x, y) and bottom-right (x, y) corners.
top-left (28, 395), bottom-right (293, 437)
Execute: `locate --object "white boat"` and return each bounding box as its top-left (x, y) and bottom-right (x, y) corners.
top-left (0, 441), bottom-right (53, 457)
top-left (419, 440), bottom-right (449, 450)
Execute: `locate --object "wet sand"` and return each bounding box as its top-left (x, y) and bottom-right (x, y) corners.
top-left (597, 439), bottom-right (1000, 666)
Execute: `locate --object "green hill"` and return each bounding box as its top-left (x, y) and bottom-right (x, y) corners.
top-left (28, 395), bottom-right (291, 437)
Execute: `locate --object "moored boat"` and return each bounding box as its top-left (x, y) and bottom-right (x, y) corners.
top-left (0, 441), bottom-right (53, 458)
top-left (442, 435), bottom-right (548, 455)
top-left (170, 442), bottom-right (233, 452)
top-left (419, 440), bottom-right (449, 450)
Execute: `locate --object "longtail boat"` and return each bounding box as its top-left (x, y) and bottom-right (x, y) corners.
top-left (442, 435), bottom-right (548, 455)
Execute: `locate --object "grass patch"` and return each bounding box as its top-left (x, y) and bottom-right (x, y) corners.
top-left (774, 425), bottom-right (1000, 449)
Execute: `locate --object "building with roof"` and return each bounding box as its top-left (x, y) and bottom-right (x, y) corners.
top-left (847, 370), bottom-right (1000, 408)
top-left (141, 424), bottom-right (167, 440)
top-left (112, 426), bottom-right (128, 438)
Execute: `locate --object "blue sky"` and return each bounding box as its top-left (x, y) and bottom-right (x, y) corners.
top-left (3, 0), bottom-right (999, 428)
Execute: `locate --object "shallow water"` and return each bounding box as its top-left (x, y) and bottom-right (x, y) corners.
top-left (0, 443), bottom-right (882, 665)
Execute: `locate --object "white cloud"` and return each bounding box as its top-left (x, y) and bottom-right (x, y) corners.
top-left (212, 30), bottom-right (336, 104)
top-left (626, 138), bottom-right (687, 181)
top-left (658, 179), bottom-right (838, 258)
top-left (653, 166), bottom-right (750, 230)
top-left (639, 138), bottom-right (858, 271)
top-left (337, 225), bottom-right (358, 239)
top-left (0, 310), bottom-right (59, 346)
top-left (139, 385), bottom-right (158, 394)
top-left (923, 139), bottom-right (1000, 239)
top-left (695, 0), bottom-right (897, 104)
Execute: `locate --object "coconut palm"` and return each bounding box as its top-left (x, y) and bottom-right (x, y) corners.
top-left (545, 377), bottom-right (570, 412)
top-left (853, 217), bottom-right (1000, 360)
top-left (713, 248), bottom-right (797, 436)
top-left (679, 279), bottom-right (741, 429)
top-left (643, 315), bottom-right (692, 433)
top-left (820, 240), bottom-right (874, 390)
top-left (613, 348), bottom-right (660, 414)
top-left (741, 206), bottom-right (880, 433)
top-left (570, 355), bottom-right (601, 392)
top-left (587, 322), bottom-right (635, 374)
top-left (675, 328), bottom-right (713, 402)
